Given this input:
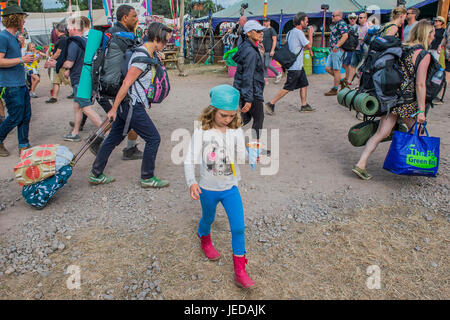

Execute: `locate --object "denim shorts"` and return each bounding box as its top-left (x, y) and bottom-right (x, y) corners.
top-left (326, 50), bottom-right (344, 70)
top-left (73, 84), bottom-right (93, 108)
top-left (343, 51), bottom-right (353, 66)
top-left (351, 50), bottom-right (365, 67)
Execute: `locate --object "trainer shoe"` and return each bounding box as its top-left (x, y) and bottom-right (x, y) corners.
top-left (274, 73), bottom-right (282, 84)
top-left (18, 145), bottom-right (30, 157)
top-left (122, 145), bottom-right (143, 160)
top-left (30, 92), bottom-right (38, 98)
top-left (299, 104), bottom-right (316, 112)
top-left (264, 102), bottom-right (275, 115)
top-left (88, 172), bottom-right (115, 185)
top-left (432, 98), bottom-right (443, 105)
top-left (45, 97), bottom-right (57, 104)
top-left (69, 121), bottom-right (83, 131)
top-left (67, 93), bottom-right (74, 99)
top-left (89, 136), bottom-right (104, 156)
top-left (63, 133), bottom-right (81, 142)
top-left (0, 143), bottom-right (10, 157)
top-left (340, 78), bottom-right (349, 90)
top-left (141, 176), bottom-right (170, 188)
top-left (324, 87), bottom-right (338, 96)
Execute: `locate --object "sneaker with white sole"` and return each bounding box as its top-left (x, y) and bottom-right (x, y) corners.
top-left (141, 176), bottom-right (170, 188)
top-left (63, 133), bottom-right (81, 142)
top-left (274, 73), bottom-right (282, 83)
top-left (264, 102), bottom-right (275, 115)
top-left (88, 173), bottom-right (115, 185)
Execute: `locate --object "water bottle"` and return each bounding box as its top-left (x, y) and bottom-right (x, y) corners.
top-left (431, 68), bottom-right (444, 85)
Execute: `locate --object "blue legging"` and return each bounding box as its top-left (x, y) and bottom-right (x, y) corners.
top-left (198, 186), bottom-right (246, 255)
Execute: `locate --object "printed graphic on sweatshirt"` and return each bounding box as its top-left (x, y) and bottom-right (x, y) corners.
top-left (204, 138), bottom-right (233, 177)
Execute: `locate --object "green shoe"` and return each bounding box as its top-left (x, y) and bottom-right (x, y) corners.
top-left (352, 165), bottom-right (372, 180)
top-left (141, 176), bottom-right (169, 188)
top-left (88, 173), bottom-right (115, 185)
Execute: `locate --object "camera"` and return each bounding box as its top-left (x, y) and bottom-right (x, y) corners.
top-left (241, 3), bottom-right (248, 10)
top-left (321, 4), bottom-right (329, 10)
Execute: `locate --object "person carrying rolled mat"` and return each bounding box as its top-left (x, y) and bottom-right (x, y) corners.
top-left (88, 22), bottom-right (172, 188)
top-left (82, 5), bottom-right (144, 160)
top-left (352, 20), bottom-right (434, 180)
top-left (265, 12), bottom-right (315, 115)
top-left (184, 84), bottom-right (256, 289)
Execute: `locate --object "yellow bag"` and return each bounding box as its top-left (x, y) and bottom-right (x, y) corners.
top-left (14, 144), bottom-right (58, 186)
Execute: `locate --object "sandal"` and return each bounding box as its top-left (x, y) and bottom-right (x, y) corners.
top-left (352, 165), bottom-right (372, 180)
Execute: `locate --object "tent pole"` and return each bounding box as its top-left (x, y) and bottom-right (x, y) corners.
top-left (438, 0), bottom-right (450, 27)
top-left (279, 9), bottom-right (283, 48)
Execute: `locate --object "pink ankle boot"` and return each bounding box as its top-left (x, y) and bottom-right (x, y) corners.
top-left (198, 233), bottom-right (220, 260)
top-left (233, 255), bottom-right (256, 288)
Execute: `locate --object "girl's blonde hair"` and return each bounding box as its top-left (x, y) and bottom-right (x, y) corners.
top-left (405, 19), bottom-right (434, 50)
top-left (26, 42), bottom-right (35, 51)
top-left (198, 106), bottom-right (242, 130)
top-left (391, 7), bottom-right (407, 21)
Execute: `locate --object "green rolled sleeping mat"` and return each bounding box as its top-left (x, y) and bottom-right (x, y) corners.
top-left (353, 93), bottom-right (379, 116)
top-left (337, 87), bottom-right (350, 107)
top-left (348, 120), bottom-right (409, 147)
top-left (344, 89), bottom-right (358, 110)
top-left (76, 29), bottom-right (103, 100)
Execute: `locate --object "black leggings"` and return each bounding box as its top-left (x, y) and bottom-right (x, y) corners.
top-left (240, 99), bottom-right (264, 140)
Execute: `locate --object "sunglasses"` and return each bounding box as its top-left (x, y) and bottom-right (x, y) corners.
top-left (254, 30), bottom-right (264, 33)
top-left (349, 17), bottom-right (356, 19)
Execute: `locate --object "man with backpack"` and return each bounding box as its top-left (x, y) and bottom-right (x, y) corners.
top-left (324, 10), bottom-right (348, 96)
top-left (341, 13), bottom-right (358, 88)
top-left (63, 17), bottom-right (103, 142)
top-left (88, 5), bottom-right (144, 160)
top-left (265, 12), bottom-right (315, 115)
top-left (45, 23), bottom-right (70, 104)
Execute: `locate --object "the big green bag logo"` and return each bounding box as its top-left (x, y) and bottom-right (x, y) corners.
top-left (406, 144), bottom-right (438, 169)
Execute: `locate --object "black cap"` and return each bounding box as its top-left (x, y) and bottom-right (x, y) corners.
top-left (2, 4), bottom-right (28, 17)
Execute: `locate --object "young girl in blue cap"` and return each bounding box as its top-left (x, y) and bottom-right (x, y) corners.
top-left (184, 84), bottom-right (256, 289)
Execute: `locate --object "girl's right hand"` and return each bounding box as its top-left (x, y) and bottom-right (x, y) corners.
top-left (190, 184), bottom-right (202, 200)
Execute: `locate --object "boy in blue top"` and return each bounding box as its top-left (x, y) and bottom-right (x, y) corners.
top-left (0, 5), bottom-right (34, 157)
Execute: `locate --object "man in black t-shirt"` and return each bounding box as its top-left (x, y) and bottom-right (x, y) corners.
top-left (262, 18), bottom-right (281, 83)
top-left (45, 23), bottom-right (71, 104)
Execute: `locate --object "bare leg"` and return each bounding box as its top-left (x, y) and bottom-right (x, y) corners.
top-left (72, 102), bottom-right (83, 135)
top-left (270, 89), bottom-right (290, 105)
top-left (300, 87), bottom-right (307, 106)
top-left (333, 70), bottom-right (341, 88)
top-left (30, 75), bottom-right (40, 93)
top-left (0, 99), bottom-right (5, 118)
top-left (81, 106), bottom-right (103, 128)
top-left (325, 66), bottom-right (334, 76)
top-left (356, 113), bottom-right (398, 170)
top-left (52, 83), bottom-right (60, 99)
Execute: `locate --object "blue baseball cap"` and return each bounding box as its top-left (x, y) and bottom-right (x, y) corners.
top-left (209, 85), bottom-right (240, 111)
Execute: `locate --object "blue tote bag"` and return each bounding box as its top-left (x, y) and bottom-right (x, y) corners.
top-left (383, 122), bottom-right (440, 177)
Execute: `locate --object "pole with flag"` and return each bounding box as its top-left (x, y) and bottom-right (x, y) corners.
top-left (88, 0), bottom-right (93, 26)
top-left (263, 0), bottom-right (267, 18)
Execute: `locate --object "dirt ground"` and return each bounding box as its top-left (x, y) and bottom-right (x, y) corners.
top-left (0, 63), bottom-right (449, 300)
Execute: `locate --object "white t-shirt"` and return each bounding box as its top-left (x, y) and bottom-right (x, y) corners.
top-left (288, 27), bottom-right (310, 71)
top-left (128, 45), bottom-right (156, 108)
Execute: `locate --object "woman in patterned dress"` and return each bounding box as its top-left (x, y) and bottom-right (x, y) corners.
top-left (352, 20), bottom-right (435, 180)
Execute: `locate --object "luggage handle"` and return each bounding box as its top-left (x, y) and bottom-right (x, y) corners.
top-left (71, 118), bottom-right (114, 165)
